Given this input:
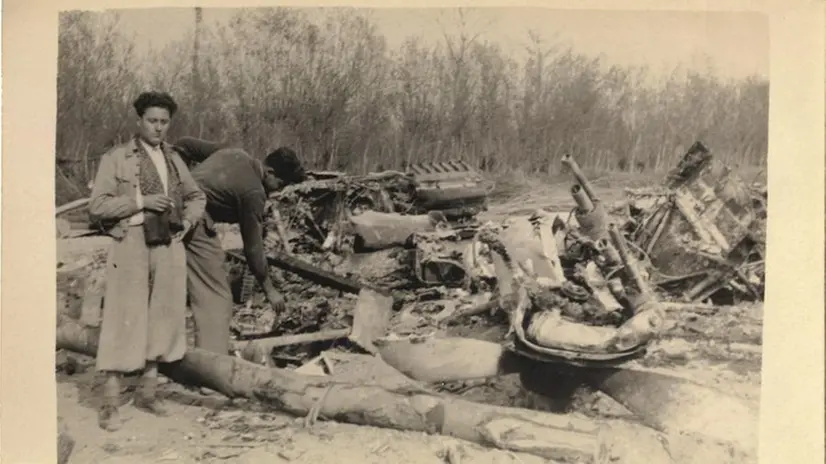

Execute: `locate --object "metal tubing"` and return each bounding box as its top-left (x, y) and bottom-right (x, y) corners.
top-left (608, 224), bottom-right (651, 297)
top-left (561, 154), bottom-right (597, 202)
top-left (571, 184), bottom-right (595, 213)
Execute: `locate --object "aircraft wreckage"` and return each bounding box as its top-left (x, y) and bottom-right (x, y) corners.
top-left (56, 141), bottom-right (766, 462)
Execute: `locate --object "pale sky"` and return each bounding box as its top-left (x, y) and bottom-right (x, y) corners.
top-left (106, 7), bottom-right (769, 81)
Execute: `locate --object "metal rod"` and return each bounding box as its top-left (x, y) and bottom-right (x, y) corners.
top-left (561, 154), bottom-right (597, 202)
top-left (571, 184), bottom-right (595, 213)
top-left (608, 223), bottom-right (651, 297)
top-left (645, 207), bottom-right (672, 256)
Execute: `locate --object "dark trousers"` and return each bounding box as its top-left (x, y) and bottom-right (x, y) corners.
top-left (185, 217), bottom-right (234, 355)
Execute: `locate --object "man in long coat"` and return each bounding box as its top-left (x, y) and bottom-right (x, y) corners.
top-left (88, 92), bottom-right (206, 430)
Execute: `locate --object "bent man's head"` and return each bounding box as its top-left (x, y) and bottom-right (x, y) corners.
top-left (263, 147), bottom-right (306, 193)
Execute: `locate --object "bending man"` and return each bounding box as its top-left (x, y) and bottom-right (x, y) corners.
top-left (172, 137), bottom-right (307, 355)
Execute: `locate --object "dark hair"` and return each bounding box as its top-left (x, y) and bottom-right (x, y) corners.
top-left (133, 91), bottom-right (178, 117)
top-left (265, 147), bottom-right (306, 185)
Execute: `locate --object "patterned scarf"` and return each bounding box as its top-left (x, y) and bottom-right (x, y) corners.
top-left (136, 136), bottom-right (184, 232)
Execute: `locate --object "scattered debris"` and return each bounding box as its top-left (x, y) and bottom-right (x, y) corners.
top-left (266, 160), bottom-right (492, 255)
top-left (621, 141), bottom-right (766, 304)
top-left (157, 450), bottom-right (180, 461)
top-left (54, 144), bottom-right (765, 462)
top-left (294, 354), bottom-right (335, 376)
top-left (57, 315), bottom-right (607, 462)
top-left (233, 286), bottom-right (393, 365)
top-left (224, 143), bottom-right (765, 373)
top-left (55, 142), bottom-right (763, 373)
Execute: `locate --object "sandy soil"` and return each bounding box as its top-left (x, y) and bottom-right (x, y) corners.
top-left (56, 310), bottom-right (762, 464)
top-left (55, 176), bottom-right (763, 464)
top-left (57, 370), bottom-right (548, 464)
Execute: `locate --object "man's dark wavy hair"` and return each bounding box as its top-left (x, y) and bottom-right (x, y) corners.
top-left (265, 147), bottom-right (306, 185)
top-left (133, 91), bottom-right (178, 117)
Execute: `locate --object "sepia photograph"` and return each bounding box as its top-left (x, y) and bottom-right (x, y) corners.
top-left (52, 5), bottom-right (771, 463)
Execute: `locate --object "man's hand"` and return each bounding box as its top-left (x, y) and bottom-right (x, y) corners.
top-left (173, 219), bottom-right (193, 242)
top-left (266, 289), bottom-right (286, 313)
top-left (143, 194), bottom-right (175, 213)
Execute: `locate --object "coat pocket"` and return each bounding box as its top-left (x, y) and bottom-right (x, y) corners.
top-left (114, 172), bottom-right (138, 198)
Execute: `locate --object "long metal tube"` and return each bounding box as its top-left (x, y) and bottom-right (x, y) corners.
top-left (608, 224), bottom-right (651, 297)
top-left (561, 154), bottom-right (597, 202)
top-left (571, 184), bottom-right (595, 213)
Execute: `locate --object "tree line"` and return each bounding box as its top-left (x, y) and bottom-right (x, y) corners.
top-left (56, 8), bottom-right (769, 204)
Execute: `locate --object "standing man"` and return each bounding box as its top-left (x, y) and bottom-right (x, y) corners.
top-left (88, 92), bottom-right (206, 430)
top-left (172, 137), bottom-right (307, 357)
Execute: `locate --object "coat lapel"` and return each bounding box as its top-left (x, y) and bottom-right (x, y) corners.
top-left (122, 137), bottom-right (140, 185)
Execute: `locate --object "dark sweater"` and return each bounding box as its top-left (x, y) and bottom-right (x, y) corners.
top-left (190, 148), bottom-right (270, 285)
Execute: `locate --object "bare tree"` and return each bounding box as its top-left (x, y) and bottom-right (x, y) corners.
top-left (55, 8), bottom-right (769, 205)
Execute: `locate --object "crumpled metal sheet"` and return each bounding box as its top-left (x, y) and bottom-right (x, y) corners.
top-left (266, 161), bottom-right (495, 254)
top-left (412, 227), bottom-right (475, 287)
top-left (495, 212), bottom-right (567, 289)
top-left (627, 143), bottom-right (765, 302)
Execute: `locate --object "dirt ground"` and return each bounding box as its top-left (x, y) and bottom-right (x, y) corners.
top-left (55, 174), bottom-right (764, 464)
